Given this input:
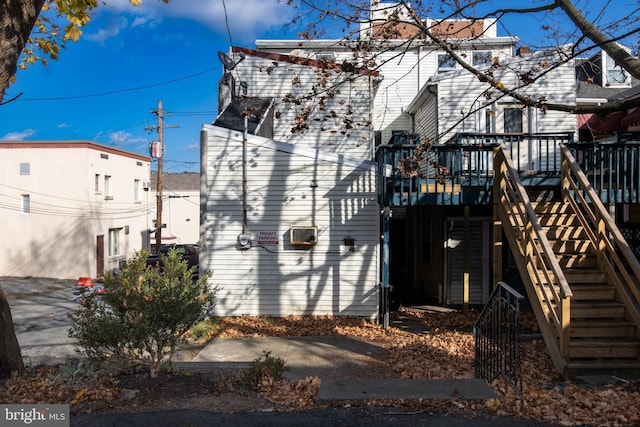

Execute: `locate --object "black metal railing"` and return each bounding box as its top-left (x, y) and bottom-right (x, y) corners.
top-left (565, 140), bottom-right (640, 204)
top-left (376, 132), bottom-right (574, 206)
top-left (474, 281), bottom-right (524, 399)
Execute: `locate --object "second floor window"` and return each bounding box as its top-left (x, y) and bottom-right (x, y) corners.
top-left (437, 53), bottom-right (458, 74)
top-left (504, 108), bottom-right (523, 133)
top-left (21, 194), bottom-right (30, 213)
top-left (134, 179), bottom-right (141, 202)
top-left (105, 175), bottom-right (112, 199)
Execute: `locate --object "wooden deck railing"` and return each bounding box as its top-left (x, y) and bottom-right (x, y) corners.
top-left (560, 145), bottom-right (640, 329)
top-left (494, 146), bottom-right (572, 373)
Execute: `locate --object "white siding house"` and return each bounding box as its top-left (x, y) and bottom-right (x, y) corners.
top-left (255, 2), bottom-right (517, 146)
top-left (0, 141), bottom-right (151, 280)
top-left (200, 126), bottom-right (379, 318)
top-left (408, 46), bottom-right (578, 171)
top-left (202, 49), bottom-right (381, 318)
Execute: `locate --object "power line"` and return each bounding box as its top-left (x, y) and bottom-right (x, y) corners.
top-left (18, 67), bottom-right (219, 101)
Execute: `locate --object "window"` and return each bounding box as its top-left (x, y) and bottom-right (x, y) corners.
top-left (134, 179), bottom-right (141, 202)
top-left (95, 174), bottom-right (101, 193)
top-left (472, 51), bottom-right (492, 66)
top-left (437, 53), bottom-right (458, 74)
top-left (606, 55), bottom-right (629, 85)
top-left (20, 163), bottom-right (30, 175)
top-left (104, 175), bottom-right (112, 199)
top-left (504, 108), bottom-right (523, 133)
top-left (21, 194), bottom-right (30, 213)
top-left (316, 52), bottom-right (335, 61)
top-left (108, 228), bottom-right (121, 257)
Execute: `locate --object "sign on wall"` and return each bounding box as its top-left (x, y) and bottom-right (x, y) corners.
top-left (258, 231), bottom-right (279, 245)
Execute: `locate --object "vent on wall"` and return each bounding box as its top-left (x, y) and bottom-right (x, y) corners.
top-left (290, 226), bottom-right (317, 246)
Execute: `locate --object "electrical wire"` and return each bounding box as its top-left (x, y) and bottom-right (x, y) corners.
top-left (17, 67), bottom-right (219, 101)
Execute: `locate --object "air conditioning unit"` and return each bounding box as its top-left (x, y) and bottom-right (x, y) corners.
top-left (290, 226), bottom-right (317, 247)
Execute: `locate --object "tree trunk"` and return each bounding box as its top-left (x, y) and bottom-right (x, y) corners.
top-left (0, 0), bottom-right (45, 103)
top-left (0, 282), bottom-right (24, 378)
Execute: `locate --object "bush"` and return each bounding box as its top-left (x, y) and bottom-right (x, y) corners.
top-left (242, 351), bottom-right (288, 390)
top-left (68, 249), bottom-right (215, 377)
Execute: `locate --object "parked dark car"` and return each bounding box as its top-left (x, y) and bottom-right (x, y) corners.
top-left (146, 244), bottom-right (199, 275)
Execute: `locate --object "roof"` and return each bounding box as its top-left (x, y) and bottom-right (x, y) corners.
top-left (232, 46), bottom-right (380, 77)
top-left (0, 140), bottom-right (150, 162)
top-left (214, 97), bottom-right (273, 134)
top-left (150, 172), bottom-right (200, 192)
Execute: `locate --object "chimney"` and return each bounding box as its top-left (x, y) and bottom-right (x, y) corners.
top-left (516, 46), bottom-right (531, 56)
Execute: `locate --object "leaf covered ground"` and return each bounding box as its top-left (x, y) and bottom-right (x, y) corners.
top-left (2, 308), bottom-right (639, 426)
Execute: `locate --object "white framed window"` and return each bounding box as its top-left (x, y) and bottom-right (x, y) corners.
top-left (472, 51), bottom-right (492, 66)
top-left (21, 194), bottom-right (30, 213)
top-left (437, 53), bottom-right (458, 74)
top-left (504, 108), bottom-right (523, 133)
top-left (134, 179), bottom-right (141, 202)
top-left (606, 55), bottom-right (629, 86)
top-left (20, 163), bottom-right (30, 175)
top-left (108, 228), bottom-right (121, 257)
top-left (94, 174), bottom-right (101, 193)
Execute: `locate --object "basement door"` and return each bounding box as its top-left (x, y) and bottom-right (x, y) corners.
top-left (444, 217), bottom-right (491, 305)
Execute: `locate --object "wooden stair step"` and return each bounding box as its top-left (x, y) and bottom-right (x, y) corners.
top-left (569, 339), bottom-right (640, 359)
top-left (556, 254), bottom-right (598, 268)
top-left (570, 283), bottom-right (617, 300)
top-left (566, 359), bottom-right (640, 378)
top-left (571, 302), bottom-right (627, 319)
top-left (569, 320), bottom-right (637, 338)
top-left (564, 269), bottom-right (608, 284)
top-left (531, 202), bottom-right (573, 214)
top-left (544, 226), bottom-right (589, 240)
top-left (548, 239), bottom-right (593, 253)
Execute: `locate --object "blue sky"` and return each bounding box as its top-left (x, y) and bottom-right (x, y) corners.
top-left (0, 0), bottom-right (295, 173)
top-left (0, 0), bottom-right (635, 173)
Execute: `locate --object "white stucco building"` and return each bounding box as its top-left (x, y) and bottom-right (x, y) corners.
top-left (0, 140), bottom-right (151, 279)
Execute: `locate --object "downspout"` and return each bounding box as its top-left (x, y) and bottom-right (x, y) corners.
top-left (243, 115), bottom-right (248, 234)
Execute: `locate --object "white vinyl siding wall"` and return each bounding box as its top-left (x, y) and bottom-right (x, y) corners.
top-left (201, 126), bottom-right (380, 319)
top-left (234, 54), bottom-right (376, 159)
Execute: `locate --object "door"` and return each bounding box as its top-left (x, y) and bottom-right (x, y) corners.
top-left (445, 217), bottom-right (491, 305)
top-left (96, 235), bottom-right (104, 277)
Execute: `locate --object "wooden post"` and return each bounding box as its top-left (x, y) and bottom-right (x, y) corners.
top-left (463, 205), bottom-right (470, 313)
top-left (155, 100), bottom-right (164, 254)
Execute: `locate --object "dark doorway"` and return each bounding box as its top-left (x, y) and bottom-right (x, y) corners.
top-left (96, 235), bottom-right (104, 277)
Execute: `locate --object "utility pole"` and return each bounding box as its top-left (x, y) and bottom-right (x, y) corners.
top-left (145, 100), bottom-right (178, 254)
top-left (155, 100), bottom-right (164, 255)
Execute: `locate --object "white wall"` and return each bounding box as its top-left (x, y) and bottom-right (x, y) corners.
top-left (0, 142), bottom-right (151, 279)
top-left (201, 126), bottom-right (380, 319)
top-left (231, 50), bottom-right (377, 160)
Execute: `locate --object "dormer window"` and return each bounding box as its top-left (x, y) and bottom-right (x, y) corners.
top-left (606, 55), bottom-right (629, 86)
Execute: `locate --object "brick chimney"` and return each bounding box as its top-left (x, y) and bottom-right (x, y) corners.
top-left (516, 46), bottom-right (531, 56)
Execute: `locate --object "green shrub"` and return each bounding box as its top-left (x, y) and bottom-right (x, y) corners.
top-left (242, 351), bottom-right (288, 390)
top-left (68, 249), bottom-right (216, 377)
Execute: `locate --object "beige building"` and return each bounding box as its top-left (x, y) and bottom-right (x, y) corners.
top-left (0, 141), bottom-right (152, 280)
top-left (149, 172), bottom-right (200, 248)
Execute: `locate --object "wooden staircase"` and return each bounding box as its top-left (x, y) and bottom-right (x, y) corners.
top-left (533, 201), bottom-right (640, 375)
top-left (494, 145), bottom-right (640, 378)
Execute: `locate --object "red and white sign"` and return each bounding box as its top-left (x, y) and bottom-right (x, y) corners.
top-left (258, 231), bottom-right (279, 245)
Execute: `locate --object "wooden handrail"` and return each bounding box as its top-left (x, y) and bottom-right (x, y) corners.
top-left (560, 144), bottom-right (640, 328)
top-left (494, 145), bottom-right (572, 369)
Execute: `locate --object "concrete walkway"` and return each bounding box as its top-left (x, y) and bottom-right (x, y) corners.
top-left (178, 335), bottom-right (496, 402)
